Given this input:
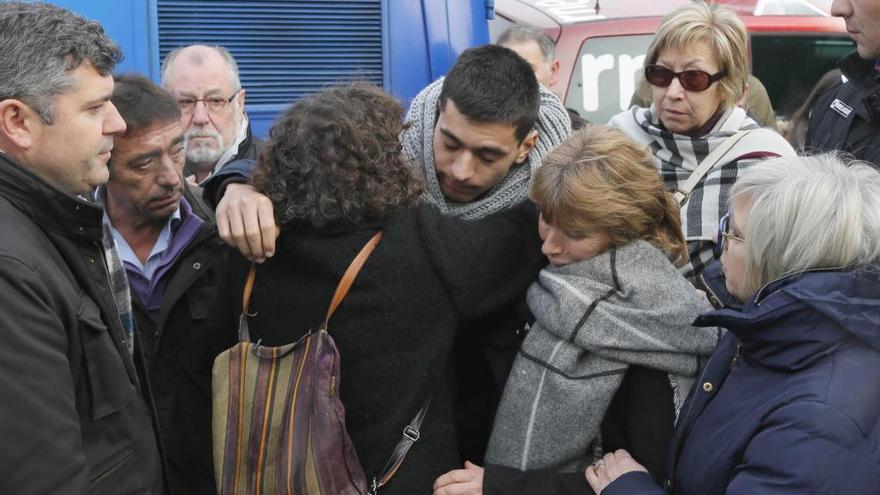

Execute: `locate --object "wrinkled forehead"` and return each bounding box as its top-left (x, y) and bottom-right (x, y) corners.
top-left (115, 119), bottom-right (184, 156)
top-left (502, 40), bottom-right (550, 67)
top-left (164, 51), bottom-right (236, 95)
top-left (655, 38), bottom-right (719, 66)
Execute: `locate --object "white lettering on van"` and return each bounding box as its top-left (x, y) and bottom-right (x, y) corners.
top-left (580, 53), bottom-right (646, 113)
top-left (618, 54), bottom-right (645, 111)
top-left (581, 54), bottom-right (614, 112)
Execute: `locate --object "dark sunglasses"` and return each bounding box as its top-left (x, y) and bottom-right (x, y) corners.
top-left (645, 64), bottom-right (727, 92)
top-left (714, 212), bottom-right (745, 256)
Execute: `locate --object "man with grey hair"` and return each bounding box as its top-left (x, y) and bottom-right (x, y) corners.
top-left (497, 23), bottom-right (586, 129)
top-left (0, 2), bottom-right (164, 493)
top-left (161, 44), bottom-right (258, 183)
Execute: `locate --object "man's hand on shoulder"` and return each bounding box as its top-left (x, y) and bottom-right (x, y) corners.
top-left (216, 183), bottom-right (279, 262)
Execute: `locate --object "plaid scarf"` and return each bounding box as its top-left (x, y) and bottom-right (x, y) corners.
top-left (609, 106), bottom-right (795, 282)
top-left (485, 241), bottom-right (719, 472)
top-left (101, 222), bottom-right (135, 355)
top-left (401, 78), bottom-right (571, 219)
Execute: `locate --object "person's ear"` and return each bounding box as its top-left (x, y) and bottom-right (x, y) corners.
top-left (0, 99), bottom-right (39, 151)
top-left (549, 59), bottom-right (561, 87)
top-left (238, 88), bottom-right (246, 109)
top-left (515, 129), bottom-right (538, 164)
top-left (737, 82), bottom-right (750, 109)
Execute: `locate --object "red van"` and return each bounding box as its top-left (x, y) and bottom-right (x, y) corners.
top-left (491, 0), bottom-right (854, 124)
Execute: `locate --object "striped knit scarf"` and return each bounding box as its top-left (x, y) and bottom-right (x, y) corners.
top-left (608, 106), bottom-right (795, 281)
top-left (485, 240), bottom-right (719, 472)
top-left (401, 78), bottom-right (571, 220)
top-left (101, 222), bottom-right (135, 355)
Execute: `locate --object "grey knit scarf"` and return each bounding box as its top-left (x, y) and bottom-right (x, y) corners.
top-left (485, 241), bottom-right (719, 472)
top-left (401, 78), bottom-right (571, 219)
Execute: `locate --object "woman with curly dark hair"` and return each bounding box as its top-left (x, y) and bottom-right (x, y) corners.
top-left (202, 83), bottom-right (545, 494)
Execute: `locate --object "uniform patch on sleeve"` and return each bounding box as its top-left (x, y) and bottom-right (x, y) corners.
top-left (830, 98), bottom-right (853, 118)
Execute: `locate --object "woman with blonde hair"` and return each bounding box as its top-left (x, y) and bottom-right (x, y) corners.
top-left (434, 125), bottom-right (719, 495)
top-left (609, 1), bottom-right (794, 283)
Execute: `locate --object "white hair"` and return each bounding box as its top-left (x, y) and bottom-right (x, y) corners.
top-left (730, 153), bottom-right (880, 296)
top-left (160, 44), bottom-right (241, 91)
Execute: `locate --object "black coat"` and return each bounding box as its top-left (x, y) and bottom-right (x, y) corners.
top-left (0, 154), bottom-right (164, 494)
top-left (130, 184), bottom-right (226, 495)
top-left (202, 201), bottom-right (544, 495)
top-left (806, 52), bottom-right (880, 166)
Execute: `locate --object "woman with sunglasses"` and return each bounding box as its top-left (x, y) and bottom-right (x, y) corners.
top-left (609, 1), bottom-right (794, 284)
top-left (586, 153), bottom-right (880, 494)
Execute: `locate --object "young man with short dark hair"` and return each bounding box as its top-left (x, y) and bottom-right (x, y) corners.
top-left (401, 45), bottom-right (570, 219)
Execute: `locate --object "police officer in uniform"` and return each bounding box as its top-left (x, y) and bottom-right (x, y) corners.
top-left (805, 0), bottom-right (880, 166)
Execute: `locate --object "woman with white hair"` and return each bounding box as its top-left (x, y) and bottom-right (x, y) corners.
top-left (609, 2), bottom-right (795, 283)
top-left (586, 153), bottom-right (880, 495)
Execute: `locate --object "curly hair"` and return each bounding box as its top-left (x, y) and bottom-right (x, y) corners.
top-left (530, 124), bottom-right (688, 267)
top-left (251, 83), bottom-right (424, 227)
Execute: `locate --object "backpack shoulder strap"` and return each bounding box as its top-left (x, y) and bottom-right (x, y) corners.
top-left (322, 231), bottom-right (383, 329)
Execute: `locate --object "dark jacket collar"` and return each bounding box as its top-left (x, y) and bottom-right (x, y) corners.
top-left (839, 51), bottom-right (880, 123)
top-left (233, 120), bottom-right (259, 162)
top-left (183, 182), bottom-right (216, 229)
top-left (695, 266), bottom-right (880, 371)
top-left (839, 51), bottom-right (879, 91)
top-left (0, 152), bottom-right (104, 242)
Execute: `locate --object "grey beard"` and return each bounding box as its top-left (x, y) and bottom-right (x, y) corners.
top-left (185, 144), bottom-right (224, 170)
top-left (184, 131), bottom-right (227, 170)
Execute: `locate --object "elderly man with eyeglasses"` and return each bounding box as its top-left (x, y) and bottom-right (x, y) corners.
top-left (161, 44), bottom-right (259, 184)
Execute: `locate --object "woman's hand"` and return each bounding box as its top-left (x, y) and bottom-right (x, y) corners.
top-left (433, 461), bottom-right (484, 495)
top-left (585, 449), bottom-right (648, 494)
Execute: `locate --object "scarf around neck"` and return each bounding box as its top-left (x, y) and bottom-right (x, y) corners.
top-left (401, 78), bottom-right (571, 219)
top-left (608, 106), bottom-right (794, 280)
top-left (485, 240), bottom-right (719, 472)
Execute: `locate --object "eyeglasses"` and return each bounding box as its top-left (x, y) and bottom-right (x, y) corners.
top-left (716, 212), bottom-right (745, 255)
top-left (645, 64), bottom-right (727, 92)
top-left (177, 89), bottom-right (241, 115)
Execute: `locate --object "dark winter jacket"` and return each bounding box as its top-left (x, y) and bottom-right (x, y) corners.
top-left (604, 262), bottom-right (880, 495)
top-left (0, 153), bottom-right (164, 494)
top-left (806, 52), bottom-right (880, 166)
top-left (201, 201), bottom-right (544, 495)
top-left (200, 119), bottom-right (260, 208)
top-left (130, 184), bottom-right (226, 495)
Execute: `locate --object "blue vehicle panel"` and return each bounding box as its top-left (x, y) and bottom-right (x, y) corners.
top-left (42, 0), bottom-right (491, 137)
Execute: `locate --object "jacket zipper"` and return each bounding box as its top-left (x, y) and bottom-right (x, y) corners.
top-left (698, 272), bottom-right (725, 309)
top-left (730, 342), bottom-right (743, 369)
